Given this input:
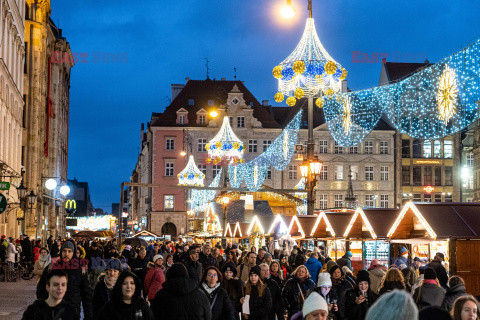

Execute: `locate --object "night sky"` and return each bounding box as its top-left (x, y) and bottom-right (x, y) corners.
top-left (50, 0), bottom-right (480, 212)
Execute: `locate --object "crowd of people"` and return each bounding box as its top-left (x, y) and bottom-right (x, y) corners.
top-left (0, 235), bottom-right (479, 320)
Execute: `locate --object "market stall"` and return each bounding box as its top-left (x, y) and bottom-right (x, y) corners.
top-left (286, 215), bottom-right (317, 240)
top-left (323, 211), bottom-right (353, 260)
top-left (132, 230), bottom-right (161, 241)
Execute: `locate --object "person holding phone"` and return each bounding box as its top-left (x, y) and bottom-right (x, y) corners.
top-left (344, 270), bottom-right (378, 320)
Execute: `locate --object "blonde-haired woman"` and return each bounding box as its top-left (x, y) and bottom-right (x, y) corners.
top-left (379, 268), bottom-right (406, 295)
top-left (240, 265), bottom-right (272, 320)
top-left (281, 265), bottom-right (316, 319)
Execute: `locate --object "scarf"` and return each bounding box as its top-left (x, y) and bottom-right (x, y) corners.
top-left (104, 274), bottom-right (118, 290)
top-left (202, 282), bottom-right (220, 295)
top-left (423, 279), bottom-right (437, 285)
top-left (38, 254), bottom-right (51, 268)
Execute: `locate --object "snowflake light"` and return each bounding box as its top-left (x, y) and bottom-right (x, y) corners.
top-left (437, 65), bottom-right (458, 124)
top-left (207, 116), bottom-right (243, 161)
top-left (177, 155), bottom-right (205, 186)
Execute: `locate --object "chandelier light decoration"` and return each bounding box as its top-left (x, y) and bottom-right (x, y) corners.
top-left (294, 178), bottom-right (307, 215)
top-left (229, 110), bottom-right (302, 191)
top-left (321, 38), bottom-right (480, 147)
top-left (273, 17), bottom-right (347, 106)
top-left (177, 156), bottom-right (205, 186)
top-left (190, 169), bottom-right (222, 213)
top-left (206, 116), bottom-right (244, 164)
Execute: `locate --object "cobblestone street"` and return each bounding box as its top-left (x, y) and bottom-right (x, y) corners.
top-left (0, 279), bottom-right (37, 320)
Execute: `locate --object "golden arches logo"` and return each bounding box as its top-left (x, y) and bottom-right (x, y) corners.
top-left (65, 200), bottom-right (76, 210)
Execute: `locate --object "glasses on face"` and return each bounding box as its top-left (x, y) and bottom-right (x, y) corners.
top-left (208, 273), bottom-right (218, 278)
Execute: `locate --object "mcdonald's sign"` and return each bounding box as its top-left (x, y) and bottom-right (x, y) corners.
top-left (65, 200), bottom-right (77, 215)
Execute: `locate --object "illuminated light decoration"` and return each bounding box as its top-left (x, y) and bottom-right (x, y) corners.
top-left (273, 65), bottom-right (283, 79)
top-left (274, 18), bottom-right (347, 100)
top-left (65, 215), bottom-right (117, 231)
top-left (294, 88), bottom-right (304, 99)
top-left (294, 178), bottom-right (307, 215)
top-left (203, 202), bottom-right (222, 234)
top-left (286, 215), bottom-right (306, 239)
top-left (342, 96), bottom-right (353, 134)
top-left (286, 96), bottom-right (296, 106)
top-left (228, 110), bottom-right (302, 191)
top-left (343, 207), bottom-right (377, 239)
top-left (267, 215), bottom-right (290, 235)
top-left (207, 116), bottom-right (244, 160)
top-left (321, 39), bottom-right (480, 146)
top-left (423, 186), bottom-right (435, 193)
top-left (224, 223), bottom-right (234, 237)
top-left (190, 169), bottom-right (222, 213)
top-left (274, 92), bottom-right (284, 103)
top-left (177, 155), bottom-right (205, 186)
top-left (437, 65), bottom-right (458, 124)
top-left (310, 211), bottom-right (336, 238)
top-left (315, 97), bottom-right (323, 108)
top-left (387, 201), bottom-right (437, 239)
top-left (246, 215), bottom-right (265, 236)
top-left (339, 68), bottom-right (348, 80)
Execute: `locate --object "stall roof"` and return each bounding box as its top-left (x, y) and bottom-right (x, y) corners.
top-left (344, 208), bottom-right (378, 239)
top-left (132, 230), bottom-right (161, 238)
top-left (310, 211), bottom-right (337, 238)
top-left (287, 215), bottom-right (317, 239)
top-left (233, 222), bottom-right (251, 238)
top-left (247, 215), bottom-right (267, 236)
top-left (325, 212), bottom-right (354, 239)
top-left (362, 208), bottom-right (400, 239)
top-left (268, 215), bottom-right (293, 235)
top-left (224, 223), bottom-right (236, 238)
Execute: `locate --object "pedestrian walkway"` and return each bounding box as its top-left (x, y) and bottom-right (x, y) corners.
top-left (0, 278), bottom-right (37, 320)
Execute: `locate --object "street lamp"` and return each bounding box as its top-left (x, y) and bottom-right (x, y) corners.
top-left (209, 110), bottom-right (219, 118)
top-left (281, 0), bottom-right (296, 18)
top-left (300, 156), bottom-right (322, 215)
top-left (16, 180), bottom-right (27, 199)
top-left (44, 178), bottom-right (57, 191)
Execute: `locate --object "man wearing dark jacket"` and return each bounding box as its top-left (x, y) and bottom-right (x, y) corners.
top-left (36, 240), bottom-right (93, 320)
top-left (428, 252), bottom-right (449, 289)
top-left (21, 236), bottom-right (33, 262)
top-left (442, 276), bottom-right (468, 311)
top-left (151, 263), bottom-right (212, 320)
top-left (260, 263), bottom-right (283, 320)
top-left (184, 247), bottom-right (203, 282)
top-left (199, 244), bottom-right (219, 269)
top-left (130, 247), bottom-right (149, 293)
top-left (336, 251), bottom-right (353, 271)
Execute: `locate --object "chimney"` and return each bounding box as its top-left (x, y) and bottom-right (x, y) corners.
top-left (185, 77), bottom-right (190, 83)
top-left (171, 83), bottom-right (185, 101)
top-left (221, 77), bottom-right (226, 81)
top-left (262, 100), bottom-right (269, 106)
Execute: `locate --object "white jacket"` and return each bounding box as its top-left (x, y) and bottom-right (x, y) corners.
top-left (6, 242), bottom-right (18, 263)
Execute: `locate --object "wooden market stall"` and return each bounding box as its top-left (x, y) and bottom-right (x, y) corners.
top-left (322, 211), bottom-right (353, 260)
top-left (132, 230), bottom-right (161, 241)
top-left (267, 215), bottom-right (293, 236)
top-left (286, 215), bottom-right (317, 240)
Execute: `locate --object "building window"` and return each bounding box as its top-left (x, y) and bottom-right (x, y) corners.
top-left (365, 166), bottom-right (374, 181)
top-left (320, 165), bottom-right (328, 180)
top-left (164, 195), bottom-right (174, 210)
top-left (237, 116), bottom-right (245, 128)
top-left (334, 194), bottom-right (343, 208)
top-left (435, 167), bottom-right (442, 186)
top-left (424, 194), bottom-right (432, 203)
top-left (208, 100), bottom-right (214, 106)
top-left (288, 165), bottom-right (297, 180)
top-left (467, 174), bottom-right (474, 190)
top-left (213, 165), bottom-right (221, 177)
top-left (433, 140), bottom-right (441, 158)
top-left (165, 162), bottom-right (174, 176)
top-left (319, 194), bottom-right (328, 210)
top-left (380, 195), bottom-right (389, 208)
top-left (364, 141), bottom-right (373, 154)
top-left (380, 166), bottom-right (389, 181)
top-left (351, 165), bottom-right (358, 180)
top-left (198, 138), bottom-right (207, 152)
top-left (335, 165), bottom-right (343, 180)
top-left (413, 167), bottom-right (422, 185)
top-left (434, 194), bottom-right (442, 202)
top-left (402, 139), bottom-right (410, 157)
top-left (248, 140), bottom-right (258, 153)
top-left (467, 153), bottom-right (474, 166)
top-left (379, 141), bottom-right (389, 155)
top-left (199, 115), bottom-right (205, 124)
top-left (349, 146), bottom-right (358, 154)
top-left (424, 167), bottom-right (432, 185)
top-left (444, 140), bottom-right (453, 159)
top-left (266, 168), bottom-right (272, 180)
top-left (319, 141), bottom-right (328, 153)
top-left (402, 166), bottom-right (410, 185)
top-left (198, 164), bottom-right (207, 177)
top-left (423, 140), bottom-right (432, 158)
top-left (445, 194), bottom-right (453, 202)
top-left (179, 115), bottom-right (186, 124)
top-left (166, 138), bottom-right (175, 150)
top-left (188, 99), bottom-right (194, 106)
top-left (445, 167), bottom-right (453, 186)
top-left (413, 139), bottom-right (422, 158)
top-left (334, 142), bottom-right (343, 154)
top-left (413, 194), bottom-right (422, 202)
top-left (229, 117), bottom-right (233, 126)
top-left (365, 195), bottom-right (375, 207)
top-left (263, 140), bottom-right (272, 152)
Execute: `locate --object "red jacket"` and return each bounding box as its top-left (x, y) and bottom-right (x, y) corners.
top-left (33, 246), bottom-right (41, 262)
top-left (144, 266), bottom-right (165, 300)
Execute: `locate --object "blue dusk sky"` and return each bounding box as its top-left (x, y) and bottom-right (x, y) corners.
top-left (50, 0), bottom-right (480, 211)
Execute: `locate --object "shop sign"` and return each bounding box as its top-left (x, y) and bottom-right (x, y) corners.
top-left (423, 186), bottom-right (435, 194)
top-left (0, 193), bottom-right (7, 214)
top-left (0, 182), bottom-right (10, 190)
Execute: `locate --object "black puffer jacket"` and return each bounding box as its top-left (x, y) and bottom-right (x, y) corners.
top-left (184, 258), bottom-right (203, 282)
top-left (21, 300), bottom-right (77, 320)
top-left (244, 284), bottom-right (272, 320)
top-left (151, 276), bottom-right (212, 320)
top-left (131, 256), bottom-right (149, 285)
top-left (36, 259), bottom-right (93, 320)
top-left (281, 277), bottom-right (316, 319)
top-left (441, 283), bottom-right (468, 311)
top-left (199, 283), bottom-right (235, 320)
top-left (222, 278), bottom-right (244, 312)
top-left (92, 275), bottom-right (113, 318)
top-left (199, 252), bottom-right (219, 269)
top-left (96, 298), bottom-right (153, 320)
top-left (344, 288), bottom-right (378, 320)
top-left (265, 278), bottom-right (284, 320)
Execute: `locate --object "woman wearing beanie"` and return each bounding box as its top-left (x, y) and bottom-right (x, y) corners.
top-left (291, 291), bottom-right (329, 320)
top-left (344, 270), bottom-right (378, 320)
top-left (241, 265), bottom-right (272, 320)
top-left (93, 259), bottom-right (122, 318)
top-left (365, 290), bottom-right (418, 320)
top-left (200, 266), bottom-right (235, 320)
top-left (451, 295), bottom-right (480, 320)
top-left (282, 265), bottom-right (316, 319)
top-left (329, 265), bottom-right (353, 316)
top-left (269, 260), bottom-right (284, 288)
top-left (378, 268), bottom-right (406, 295)
top-left (314, 273), bottom-right (341, 320)
top-left (144, 254), bottom-right (166, 302)
top-left (222, 261), bottom-right (245, 317)
top-left (413, 267), bottom-right (446, 310)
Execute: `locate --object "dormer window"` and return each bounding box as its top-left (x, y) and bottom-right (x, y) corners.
top-left (188, 99), bottom-right (194, 106)
top-left (199, 115), bottom-right (205, 124)
top-left (196, 108), bottom-right (208, 125)
top-left (179, 115), bottom-right (186, 124)
top-left (176, 108), bottom-right (189, 125)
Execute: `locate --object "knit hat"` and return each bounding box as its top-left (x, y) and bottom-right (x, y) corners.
top-left (317, 272), bottom-right (332, 287)
top-left (249, 265), bottom-right (261, 278)
top-left (356, 270), bottom-right (370, 285)
top-left (302, 292), bottom-right (328, 317)
top-left (264, 252), bottom-right (272, 259)
top-left (153, 254), bottom-right (163, 262)
top-left (231, 244), bottom-right (237, 249)
top-left (107, 258), bottom-right (123, 271)
top-left (166, 263), bottom-right (188, 280)
top-left (419, 306), bottom-right (452, 320)
top-left (424, 267), bottom-right (437, 280)
top-left (365, 290), bottom-right (418, 320)
top-left (61, 240), bottom-right (76, 253)
top-left (326, 260), bottom-right (337, 273)
top-left (399, 246), bottom-right (408, 255)
top-left (346, 251), bottom-right (353, 258)
top-left (221, 261), bottom-right (237, 277)
top-left (124, 245), bottom-right (131, 251)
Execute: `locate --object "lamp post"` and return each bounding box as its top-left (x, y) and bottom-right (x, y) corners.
top-left (300, 156), bottom-right (322, 215)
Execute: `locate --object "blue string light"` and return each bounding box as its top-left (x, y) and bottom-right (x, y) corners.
top-left (190, 169), bottom-right (222, 213)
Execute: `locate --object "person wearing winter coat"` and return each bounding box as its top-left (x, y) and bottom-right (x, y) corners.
top-left (289, 247), bottom-right (306, 270)
top-left (92, 259), bottom-right (122, 318)
top-left (144, 255), bottom-right (166, 301)
top-left (342, 266), bottom-right (356, 288)
top-left (121, 244), bottom-right (132, 262)
top-left (33, 248), bottom-right (51, 281)
top-left (260, 263), bottom-right (284, 320)
top-left (378, 268), bottom-right (406, 295)
top-left (344, 270), bottom-right (378, 320)
top-left (199, 244), bottom-right (219, 269)
top-left (441, 276), bottom-right (469, 312)
top-left (50, 239), bottom-right (61, 258)
top-left (21, 236), bottom-right (33, 262)
top-left (428, 252), bottom-right (449, 290)
top-left (241, 265), bottom-right (272, 320)
top-left (393, 246), bottom-right (408, 268)
top-left (96, 270), bottom-right (153, 320)
top-left (280, 254), bottom-right (292, 279)
top-left (221, 261), bottom-right (244, 317)
top-left (412, 267), bottom-right (446, 310)
top-left (269, 260), bottom-right (284, 288)
top-left (151, 262), bottom-right (212, 320)
top-left (184, 247), bottom-right (204, 283)
top-left (22, 269), bottom-right (77, 320)
top-left (199, 266), bottom-right (235, 320)
top-left (237, 252), bottom-right (257, 283)
top-left (282, 265), bottom-right (316, 319)
top-left (367, 259), bottom-right (385, 295)
top-left (6, 237), bottom-right (18, 264)
top-left (290, 291), bottom-right (329, 320)
top-left (36, 240), bottom-right (93, 320)
top-left (314, 273), bottom-right (341, 320)
top-left (365, 290), bottom-right (418, 320)
top-left (163, 254), bottom-right (174, 274)
top-left (33, 240), bottom-right (42, 262)
top-left (336, 251), bottom-right (353, 272)
top-left (131, 248), bottom-right (149, 292)
top-left (304, 252), bottom-right (323, 285)
top-left (329, 265), bottom-right (353, 316)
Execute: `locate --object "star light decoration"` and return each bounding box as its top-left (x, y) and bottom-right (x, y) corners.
top-left (177, 155), bottom-right (205, 186)
top-left (206, 116), bottom-right (244, 164)
top-left (273, 17), bottom-right (347, 107)
top-left (437, 65), bottom-right (458, 124)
